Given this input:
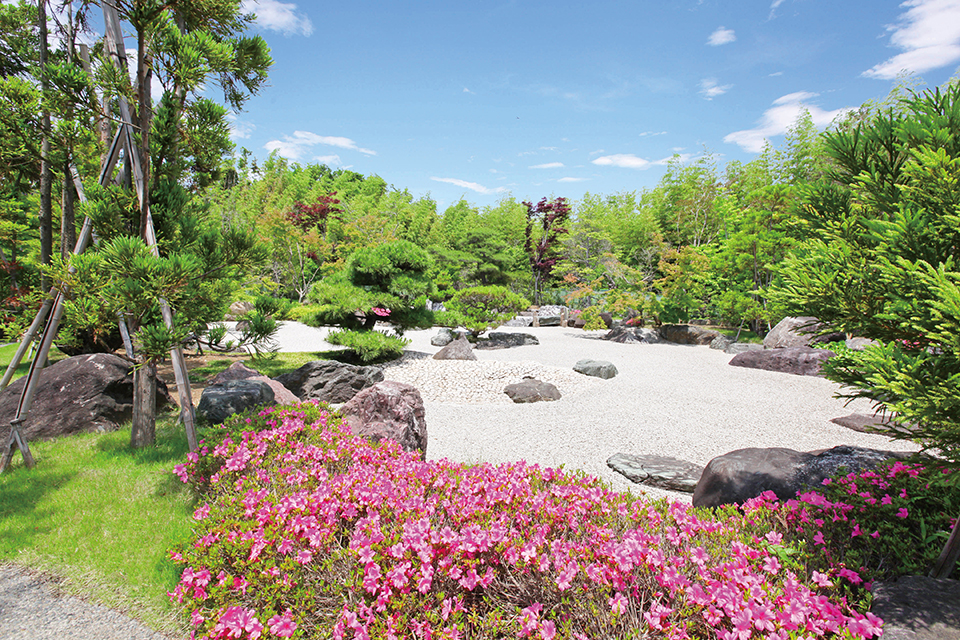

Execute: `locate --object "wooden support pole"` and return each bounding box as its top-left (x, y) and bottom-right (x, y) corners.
top-left (930, 512), bottom-right (960, 579)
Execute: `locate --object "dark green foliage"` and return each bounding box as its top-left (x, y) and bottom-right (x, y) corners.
top-left (776, 84), bottom-right (960, 462)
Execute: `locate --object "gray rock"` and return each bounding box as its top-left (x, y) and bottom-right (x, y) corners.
top-left (636, 328), bottom-right (661, 343)
top-left (602, 326), bottom-right (660, 344)
top-left (0, 354), bottom-right (172, 445)
top-left (763, 316), bottom-right (844, 349)
top-left (503, 378), bottom-right (561, 403)
top-left (724, 342), bottom-right (764, 355)
top-left (537, 314), bottom-right (562, 327)
top-left (537, 305), bottom-right (568, 317)
top-left (692, 445), bottom-right (907, 508)
top-left (709, 335), bottom-right (734, 351)
top-left (273, 360), bottom-right (384, 403)
top-left (845, 337), bottom-right (878, 351)
top-left (729, 346), bottom-right (835, 376)
top-left (341, 380), bottom-right (427, 458)
top-left (197, 379), bottom-right (275, 424)
top-left (658, 324), bottom-right (721, 345)
top-left (830, 412), bottom-right (895, 434)
top-left (599, 312), bottom-right (614, 329)
top-left (573, 359), bottom-right (618, 379)
top-left (475, 332), bottom-right (539, 350)
top-left (210, 361), bottom-right (298, 404)
top-left (433, 336), bottom-right (477, 360)
top-left (431, 328), bottom-right (465, 347)
top-left (871, 576), bottom-right (960, 640)
top-left (503, 316), bottom-right (533, 327)
top-left (607, 453), bottom-right (703, 493)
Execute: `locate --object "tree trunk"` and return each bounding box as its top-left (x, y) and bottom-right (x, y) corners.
top-left (136, 29), bottom-right (151, 239)
top-left (61, 167), bottom-right (76, 258)
top-left (130, 360), bottom-right (157, 448)
top-left (38, 0), bottom-right (52, 291)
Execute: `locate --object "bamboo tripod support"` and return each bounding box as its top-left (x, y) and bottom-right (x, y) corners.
top-left (0, 1), bottom-right (197, 473)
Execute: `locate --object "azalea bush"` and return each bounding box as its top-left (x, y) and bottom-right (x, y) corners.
top-left (751, 460), bottom-right (960, 586)
top-left (171, 403), bottom-right (885, 640)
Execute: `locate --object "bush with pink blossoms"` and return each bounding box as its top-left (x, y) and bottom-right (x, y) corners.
top-left (745, 459), bottom-right (960, 588)
top-left (171, 402), bottom-right (884, 640)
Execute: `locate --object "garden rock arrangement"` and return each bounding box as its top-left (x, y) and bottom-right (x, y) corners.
top-left (728, 345), bottom-right (835, 377)
top-left (430, 328), bottom-right (466, 347)
top-left (830, 412), bottom-right (896, 434)
top-left (274, 360), bottom-right (383, 403)
top-left (210, 361), bottom-right (298, 404)
top-left (380, 356), bottom-right (591, 404)
top-left (503, 377), bottom-right (561, 403)
top-left (0, 353), bottom-right (172, 444)
top-left (692, 445), bottom-right (909, 508)
top-left (432, 337), bottom-right (476, 360)
top-left (341, 380), bottom-right (427, 458)
top-left (197, 379), bottom-right (274, 424)
top-left (606, 453), bottom-right (703, 492)
top-left (602, 326), bottom-right (660, 344)
top-left (573, 359), bottom-right (618, 379)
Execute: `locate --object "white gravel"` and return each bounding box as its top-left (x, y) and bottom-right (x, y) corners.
top-left (264, 322), bottom-right (919, 503)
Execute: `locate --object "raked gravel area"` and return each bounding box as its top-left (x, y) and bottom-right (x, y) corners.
top-left (1, 321), bottom-right (920, 638)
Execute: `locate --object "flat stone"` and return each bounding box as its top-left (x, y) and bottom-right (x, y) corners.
top-left (537, 314), bottom-right (562, 327)
top-left (831, 412), bottom-right (894, 433)
top-left (871, 576), bottom-right (960, 640)
top-left (607, 453), bottom-right (703, 493)
top-left (503, 378), bottom-right (561, 403)
top-left (475, 332), bottom-right (539, 350)
top-left (503, 316), bottom-right (533, 327)
top-left (573, 359), bottom-right (618, 379)
top-left (198, 379), bottom-right (275, 424)
top-left (728, 346), bottom-right (835, 377)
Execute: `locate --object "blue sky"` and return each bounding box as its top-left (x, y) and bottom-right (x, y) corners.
top-left (229, 0), bottom-right (960, 210)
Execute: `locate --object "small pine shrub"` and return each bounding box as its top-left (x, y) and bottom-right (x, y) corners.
top-left (325, 329), bottom-right (409, 362)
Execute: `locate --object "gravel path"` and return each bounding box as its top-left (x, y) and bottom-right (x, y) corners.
top-left (1, 322), bottom-right (920, 637)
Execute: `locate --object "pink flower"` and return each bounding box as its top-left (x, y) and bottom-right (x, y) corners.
top-left (609, 592), bottom-right (627, 615)
top-left (897, 507), bottom-right (909, 518)
top-left (193, 504), bottom-right (210, 520)
top-left (539, 620), bottom-right (556, 640)
top-left (763, 556), bottom-right (781, 575)
top-left (812, 571), bottom-right (833, 587)
top-left (268, 611), bottom-right (298, 638)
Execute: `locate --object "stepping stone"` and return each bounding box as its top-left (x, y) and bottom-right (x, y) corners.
top-left (573, 359), bottom-right (618, 379)
top-left (871, 575), bottom-right (960, 640)
top-left (606, 453), bottom-right (703, 493)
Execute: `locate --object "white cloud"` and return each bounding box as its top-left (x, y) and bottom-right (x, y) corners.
top-left (769, 0), bottom-right (788, 19)
top-left (708, 26), bottom-right (736, 46)
top-left (699, 78), bottom-right (733, 100)
top-left (241, 0), bottom-right (314, 36)
top-left (724, 92), bottom-right (854, 152)
top-left (314, 154), bottom-right (342, 166)
top-left (863, 0), bottom-right (960, 79)
top-left (639, 131), bottom-right (668, 137)
top-left (228, 120), bottom-right (255, 140)
top-left (530, 162), bottom-right (564, 169)
top-left (264, 131), bottom-right (376, 160)
top-left (591, 154), bottom-right (675, 170)
top-left (769, 71), bottom-right (784, 77)
top-left (463, 87), bottom-right (475, 94)
top-left (430, 177), bottom-right (506, 195)
top-left (558, 177), bottom-right (587, 183)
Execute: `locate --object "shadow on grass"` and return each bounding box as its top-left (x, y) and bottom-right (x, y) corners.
top-left (94, 416), bottom-right (192, 467)
top-left (0, 468), bottom-right (74, 551)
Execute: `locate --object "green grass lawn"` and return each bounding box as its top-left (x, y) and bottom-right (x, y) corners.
top-left (0, 342), bottom-right (67, 383)
top-left (0, 348), bottom-right (332, 635)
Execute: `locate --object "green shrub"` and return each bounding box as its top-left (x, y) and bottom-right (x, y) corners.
top-left (445, 285), bottom-right (529, 337)
top-left (285, 303), bottom-right (324, 323)
top-left (253, 295), bottom-right (294, 320)
top-left (432, 309), bottom-right (467, 328)
top-left (325, 328), bottom-right (409, 362)
top-left (578, 306), bottom-right (606, 330)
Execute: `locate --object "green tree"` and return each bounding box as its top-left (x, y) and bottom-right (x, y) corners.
top-left (524, 196), bottom-right (571, 305)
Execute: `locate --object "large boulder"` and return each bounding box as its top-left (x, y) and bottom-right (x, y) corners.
top-left (210, 361), bottom-right (298, 404)
top-left (658, 324), bottom-right (721, 345)
top-left (724, 342), bottom-right (763, 355)
top-left (197, 379), bottom-right (274, 424)
top-left (573, 359), bottom-right (618, 379)
top-left (274, 360), bottom-right (383, 403)
top-left (692, 445), bottom-right (907, 508)
top-left (503, 378), bottom-right (561, 403)
top-left (433, 337), bottom-right (477, 361)
top-left (709, 335), bottom-right (733, 351)
top-left (728, 346), bottom-right (835, 376)
top-left (341, 381), bottom-right (427, 458)
top-left (602, 327), bottom-right (660, 344)
top-left (474, 332), bottom-right (539, 350)
top-left (0, 353), bottom-right (172, 444)
top-left (763, 316), bottom-right (844, 349)
top-left (607, 453), bottom-right (703, 493)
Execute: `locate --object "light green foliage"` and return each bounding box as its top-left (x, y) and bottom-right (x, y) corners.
top-left (325, 328), bottom-right (409, 363)
top-left (578, 306), bottom-right (606, 330)
top-left (445, 285), bottom-right (529, 337)
top-left (649, 155), bottom-right (725, 248)
top-left (776, 84), bottom-right (960, 462)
